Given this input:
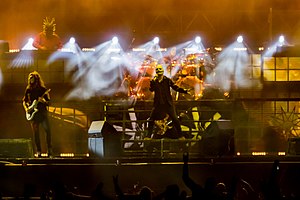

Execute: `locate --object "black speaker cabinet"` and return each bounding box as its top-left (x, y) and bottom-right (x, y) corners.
top-left (88, 121), bottom-right (122, 157)
top-left (202, 120), bottom-right (234, 156)
top-left (0, 138), bottom-right (33, 158)
top-left (287, 137), bottom-right (300, 155)
top-left (102, 122), bottom-right (122, 157)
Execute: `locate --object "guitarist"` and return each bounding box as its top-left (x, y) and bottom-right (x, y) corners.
top-left (22, 71), bottom-right (52, 157)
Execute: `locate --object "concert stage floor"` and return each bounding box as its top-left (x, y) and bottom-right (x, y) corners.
top-left (1, 154), bottom-right (300, 198)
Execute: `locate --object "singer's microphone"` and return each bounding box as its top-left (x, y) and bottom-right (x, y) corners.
top-left (153, 75), bottom-right (158, 81)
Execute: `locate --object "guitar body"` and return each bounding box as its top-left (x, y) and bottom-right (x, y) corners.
top-left (26, 100), bottom-right (39, 120)
top-left (25, 89), bottom-right (51, 121)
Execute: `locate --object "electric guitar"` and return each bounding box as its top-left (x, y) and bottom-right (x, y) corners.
top-left (25, 89), bottom-right (51, 121)
top-left (154, 114), bottom-right (173, 135)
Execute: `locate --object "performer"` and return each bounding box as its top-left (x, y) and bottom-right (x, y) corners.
top-left (33, 17), bottom-right (62, 51)
top-left (146, 64), bottom-right (190, 139)
top-left (22, 71), bottom-right (52, 157)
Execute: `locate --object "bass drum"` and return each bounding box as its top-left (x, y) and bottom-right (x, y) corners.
top-left (135, 77), bottom-right (153, 100)
top-left (138, 60), bottom-right (157, 77)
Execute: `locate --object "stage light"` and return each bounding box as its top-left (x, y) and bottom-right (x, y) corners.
top-left (9, 49), bottom-right (20, 53)
top-left (28, 38), bottom-right (34, 43)
top-left (195, 36), bottom-right (201, 44)
top-left (251, 152), bottom-right (266, 156)
top-left (184, 47), bottom-right (197, 52)
top-left (233, 47), bottom-right (247, 51)
top-left (112, 36), bottom-right (118, 44)
top-left (214, 47), bottom-right (223, 51)
top-left (21, 37), bottom-right (36, 50)
top-left (237, 35), bottom-right (243, 43)
top-left (132, 48), bottom-right (146, 52)
top-left (157, 48), bottom-right (167, 52)
top-left (278, 35), bottom-right (285, 45)
top-left (60, 153), bottom-right (75, 157)
top-left (153, 37), bottom-right (159, 44)
top-left (82, 48), bottom-right (95, 52)
top-left (69, 37), bottom-right (76, 44)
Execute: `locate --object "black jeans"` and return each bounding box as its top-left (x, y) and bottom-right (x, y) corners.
top-left (31, 112), bottom-right (52, 152)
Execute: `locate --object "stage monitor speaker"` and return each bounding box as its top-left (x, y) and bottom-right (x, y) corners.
top-left (88, 121), bottom-right (122, 157)
top-left (102, 121), bottom-right (122, 157)
top-left (88, 137), bottom-right (104, 158)
top-left (202, 120), bottom-right (234, 156)
top-left (0, 138), bottom-right (33, 158)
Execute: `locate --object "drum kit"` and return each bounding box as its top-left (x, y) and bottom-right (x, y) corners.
top-left (125, 52), bottom-right (209, 100)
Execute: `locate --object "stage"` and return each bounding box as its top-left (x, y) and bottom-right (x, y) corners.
top-left (1, 49), bottom-right (300, 199)
top-left (1, 84), bottom-right (300, 198)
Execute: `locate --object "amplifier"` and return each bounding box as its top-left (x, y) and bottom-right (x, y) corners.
top-left (0, 138), bottom-right (33, 158)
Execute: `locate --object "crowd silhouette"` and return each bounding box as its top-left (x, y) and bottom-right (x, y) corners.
top-left (0, 154), bottom-right (299, 200)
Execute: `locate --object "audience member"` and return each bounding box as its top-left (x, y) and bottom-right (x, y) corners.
top-left (2, 156), bottom-right (300, 200)
top-left (182, 153), bottom-right (229, 200)
top-left (113, 174), bottom-right (154, 200)
top-left (153, 184), bottom-right (182, 200)
top-left (91, 181), bottom-right (114, 200)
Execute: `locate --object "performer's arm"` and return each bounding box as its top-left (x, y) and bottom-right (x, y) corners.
top-left (38, 94), bottom-right (50, 106)
top-left (169, 79), bottom-right (189, 94)
top-left (22, 90), bottom-right (30, 112)
top-left (182, 153), bottom-right (202, 191)
top-left (149, 77), bottom-right (157, 92)
top-left (113, 175), bottom-right (125, 200)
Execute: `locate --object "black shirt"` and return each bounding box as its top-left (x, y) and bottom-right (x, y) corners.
top-left (23, 86), bottom-right (50, 121)
top-left (150, 76), bottom-right (187, 107)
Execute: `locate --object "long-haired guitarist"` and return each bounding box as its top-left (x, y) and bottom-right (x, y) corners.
top-left (22, 71), bottom-right (52, 157)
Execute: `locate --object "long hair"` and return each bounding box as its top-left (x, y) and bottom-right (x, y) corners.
top-left (27, 71), bottom-right (46, 89)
